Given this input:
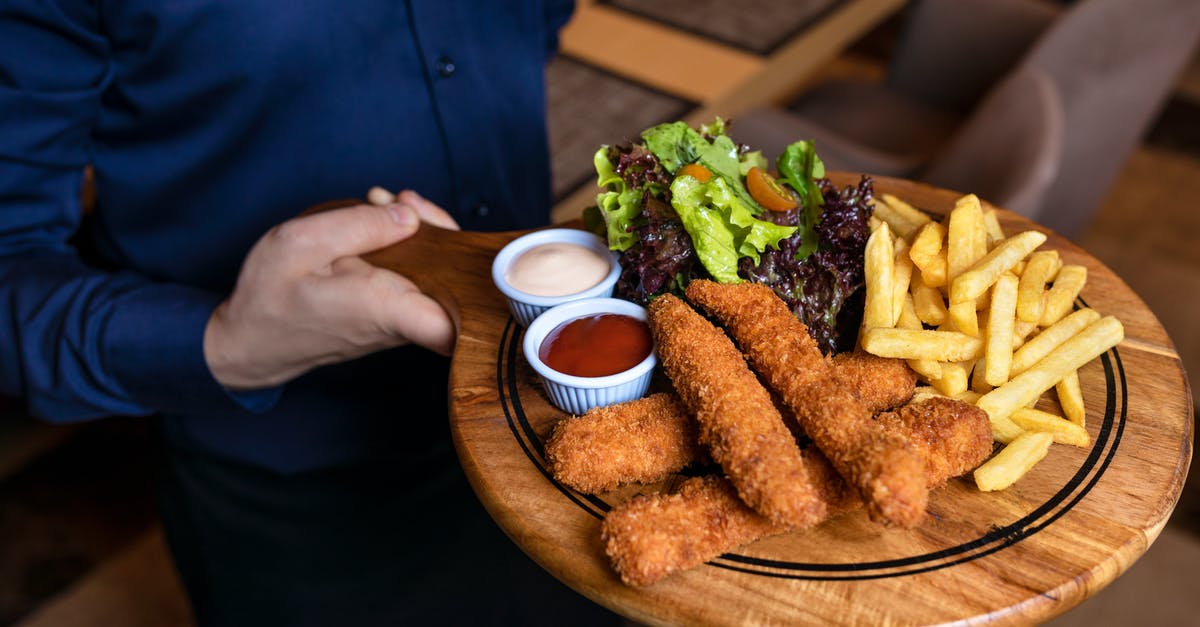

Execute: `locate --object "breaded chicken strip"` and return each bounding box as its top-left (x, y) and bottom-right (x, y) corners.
top-left (545, 393), bottom-right (706, 493)
top-left (875, 396), bottom-right (994, 487)
top-left (832, 351), bottom-right (918, 414)
top-left (602, 397), bottom-right (991, 586)
top-left (546, 351), bottom-right (915, 494)
top-left (601, 476), bottom-right (786, 587)
top-left (648, 294), bottom-right (826, 527)
top-left (685, 280), bottom-right (928, 528)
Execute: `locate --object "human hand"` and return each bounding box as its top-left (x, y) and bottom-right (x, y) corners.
top-left (204, 191), bottom-right (460, 390)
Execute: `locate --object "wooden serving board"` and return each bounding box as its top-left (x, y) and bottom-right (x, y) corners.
top-left (364, 174), bottom-right (1193, 626)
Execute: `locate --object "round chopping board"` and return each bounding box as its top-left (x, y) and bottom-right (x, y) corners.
top-left (364, 173), bottom-right (1193, 626)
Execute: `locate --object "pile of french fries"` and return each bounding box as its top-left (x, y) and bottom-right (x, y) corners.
top-left (860, 193), bottom-right (1124, 491)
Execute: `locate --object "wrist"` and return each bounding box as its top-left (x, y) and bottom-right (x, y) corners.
top-left (203, 302), bottom-right (262, 390)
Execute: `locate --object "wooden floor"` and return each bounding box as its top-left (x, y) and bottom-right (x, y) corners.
top-left (4, 1), bottom-right (1199, 625)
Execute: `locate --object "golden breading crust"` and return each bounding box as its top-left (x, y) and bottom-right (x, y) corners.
top-left (601, 397), bottom-right (992, 586)
top-left (685, 280), bottom-right (929, 528)
top-left (600, 476), bottom-right (786, 587)
top-left (831, 350), bottom-right (918, 414)
top-left (545, 354), bottom-right (916, 493)
top-left (648, 294), bottom-right (826, 527)
top-left (544, 392), bottom-right (706, 493)
top-left (875, 396), bottom-right (994, 487)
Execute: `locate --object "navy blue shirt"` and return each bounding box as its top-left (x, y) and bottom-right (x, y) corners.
top-left (0, 0), bottom-right (574, 472)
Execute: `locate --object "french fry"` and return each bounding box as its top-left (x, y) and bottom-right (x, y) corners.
top-left (949, 230), bottom-right (1047, 305)
top-left (978, 404), bottom-right (1026, 444)
top-left (910, 272), bottom-right (949, 326)
top-left (907, 359), bottom-right (944, 382)
top-left (946, 194), bottom-right (988, 282)
top-left (871, 197), bottom-right (922, 238)
top-left (911, 386), bottom-right (946, 403)
top-left (880, 193), bottom-right (933, 230)
top-left (974, 432), bottom-right (1054, 491)
top-left (879, 192), bottom-right (1116, 491)
top-left (985, 273), bottom-right (1019, 386)
top-left (1041, 271), bottom-right (1086, 325)
top-left (892, 239), bottom-right (914, 324)
top-left (897, 295), bottom-right (927, 337)
top-left (1057, 370), bottom-right (1086, 427)
top-left (1010, 407), bottom-right (1089, 447)
top-left (975, 286), bottom-right (992, 313)
top-left (1016, 250), bottom-right (1061, 323)
top-left (861, 327), bottom-right (983, 362)
top-left (976, 316), bottom-right (1124, 426)
top-left (909, 222), bottom-right (949, 288)
top-left (970, 356), bottom-right (993, 394)
top-left (1011, 308), bottom-right (1102, 376)
top-left (1013, 319), bottom-right (1039, 349)
top-left (983, 209), bottom-right (1006, 247)
top-left (955, 390), bottom-right (983, 404)
top-left (897, 292), bottom-right (921, 329)
top-left (1040, 265), bottom-right (1088, 326)
top-left (930, 361), bottom-right (970, 397)
top-left (863, 221), bottom-right (896, 329)
top-left (898, 294), bottom-right (943, 380)
top-left (949, 300), bottom-right (980, 337)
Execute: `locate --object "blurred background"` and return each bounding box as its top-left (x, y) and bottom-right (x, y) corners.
top-left (1, 0), bottom-right (1197, 624)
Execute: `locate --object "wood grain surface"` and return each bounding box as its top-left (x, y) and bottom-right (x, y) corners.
top-left (365, 174), bottom-right (1193, 626)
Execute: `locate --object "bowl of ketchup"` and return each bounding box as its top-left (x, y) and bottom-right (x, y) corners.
top-left (522, 298), bottom-right (657, 415)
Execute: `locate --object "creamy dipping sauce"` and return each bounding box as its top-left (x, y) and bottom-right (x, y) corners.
top-left (505, 242), bottom-right (611, 296)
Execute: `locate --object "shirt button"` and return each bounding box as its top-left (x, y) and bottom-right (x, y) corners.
top-left (474, 203), bottom-right (490, 218)
top-left (435, 56), bottom-right (456, 78)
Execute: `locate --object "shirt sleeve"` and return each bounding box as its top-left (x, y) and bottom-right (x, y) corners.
top-left (543, 0), bottom-right (576, 60)
top-left (0, 1), bottom-right (279, 422)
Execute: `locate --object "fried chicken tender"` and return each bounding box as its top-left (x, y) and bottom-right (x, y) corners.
top-left (546, 352), bottom-right (915, 494)
top-left (600, 476), bottom-right (785, 587)
top-left (602, 397), bottom-right (991, 586)
top-left (685, 280), bottom-right (929, 528)
top-left (832, 351), bottom-right (918, 414)
top-left (545, 393), bottom-right (706, 493)
top-left (875, 396), bottom-right (994, 487)
top-left (648, 294), bottom-right (826, 527)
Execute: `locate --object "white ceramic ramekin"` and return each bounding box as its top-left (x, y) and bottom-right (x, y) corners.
top-left (491, 228), bottom-right (620, 327)
top-left (522, 298), bottom-right (657, 415)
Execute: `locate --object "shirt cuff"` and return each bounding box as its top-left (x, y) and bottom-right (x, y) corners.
top-left (104, 283), bottom-right (283, 416)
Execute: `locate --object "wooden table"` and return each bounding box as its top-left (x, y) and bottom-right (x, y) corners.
top-left (367, 174), bottom-right (1193, 625)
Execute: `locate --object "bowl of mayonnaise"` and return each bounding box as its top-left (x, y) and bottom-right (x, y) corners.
top-left (492, 228), bottom-right (621, 327)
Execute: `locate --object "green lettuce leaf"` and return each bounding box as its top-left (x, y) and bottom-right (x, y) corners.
top-left (703, 177), bottom-right (796, 261)
top-left (776, 140), bottom-right (826, 261)
top-left (640, 121), bottom-right (694, 173)
top-left (699, 117), bottom-right (727, 137)
top-left (592, 146), bottom-right (643, 251)
top-left (641, 120), bottom-right (765, 213)
top-left (669, 175), bottom-right (796, 283)
top-left (738, 149), bottom-right (768, 176)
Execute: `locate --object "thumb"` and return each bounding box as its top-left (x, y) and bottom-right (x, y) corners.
top-left (280, 203), bottom-right (420, 263)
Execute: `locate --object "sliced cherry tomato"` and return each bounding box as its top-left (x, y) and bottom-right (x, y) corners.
top-left (746, 166), bottom-right (798, 212)
top-left (676, 163), bottom-right (713, 183)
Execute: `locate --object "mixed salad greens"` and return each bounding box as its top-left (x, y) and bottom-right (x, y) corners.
top-left (582, 119), bottom-right (875, 354)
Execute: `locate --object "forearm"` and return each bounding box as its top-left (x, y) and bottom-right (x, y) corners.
top-left (0, 250), bottom-right (270, 421)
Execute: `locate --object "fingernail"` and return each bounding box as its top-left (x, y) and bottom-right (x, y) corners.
top-left (386, 204), bottom-right (417, 227)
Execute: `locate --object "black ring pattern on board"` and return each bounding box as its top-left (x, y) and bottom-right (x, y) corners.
top-left (497, 300), bottom-right (1127, 581)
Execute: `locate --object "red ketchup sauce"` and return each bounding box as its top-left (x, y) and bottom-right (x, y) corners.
top-left (538, 313), bottom-right (653, 378)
